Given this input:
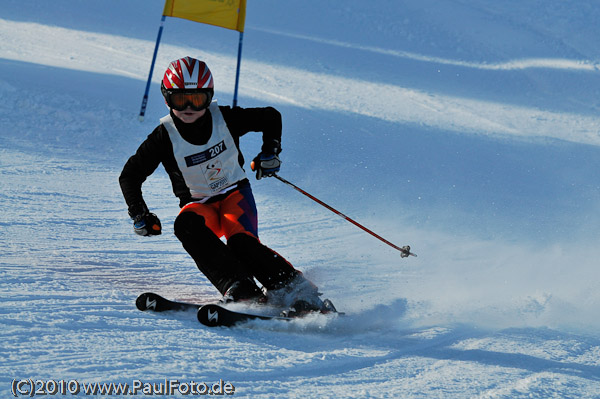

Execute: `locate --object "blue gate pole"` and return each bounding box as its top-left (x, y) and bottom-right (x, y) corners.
top-left (139, 15), bottom-right (166, 121)
top-left (232, 31), bottom-right (244, 108)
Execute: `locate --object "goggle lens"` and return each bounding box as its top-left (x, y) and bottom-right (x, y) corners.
top-left (166, 91), bottom-right (211, 111)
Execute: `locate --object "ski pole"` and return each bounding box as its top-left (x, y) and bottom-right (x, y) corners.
top-left (273, 174), bottom-right (416, 258)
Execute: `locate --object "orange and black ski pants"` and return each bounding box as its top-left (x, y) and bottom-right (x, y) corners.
top-left (174, 185), bottom-right (297, 294)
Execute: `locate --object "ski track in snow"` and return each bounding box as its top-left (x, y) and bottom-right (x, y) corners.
top-left (2, 0), bottom-right (600, 397)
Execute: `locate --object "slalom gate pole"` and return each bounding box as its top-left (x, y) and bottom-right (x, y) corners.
top-left (138, 15), bottom-right (166, 122)
top-left (274, 174), bottom-right (416, 258)
top-left (232, 31), bottom-right (244, 108)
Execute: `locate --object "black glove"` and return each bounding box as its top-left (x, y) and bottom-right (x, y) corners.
top-left (251, 152), bottom-right (281, 180)
top-left (128, 202), bottom-right (162, 236)
top-left (133, 213), bottom-right (162, 236)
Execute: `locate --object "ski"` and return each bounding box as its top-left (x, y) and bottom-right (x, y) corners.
top-left (135, 292), bottom-right (202, 312)
top-left (197, 299), bottom-right (340, 328)
top-left (137, 292), bottom-right (341, 328)
top-left (197, 303), bottom-right (292, 327)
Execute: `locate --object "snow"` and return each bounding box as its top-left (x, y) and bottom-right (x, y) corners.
top-left (2, 0), bottom-right (600, 397)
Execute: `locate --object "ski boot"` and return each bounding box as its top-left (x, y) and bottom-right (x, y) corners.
top-left (272, 273), bottom-right (338, 317)
top-left (221, 278), bottom-right (267, 304)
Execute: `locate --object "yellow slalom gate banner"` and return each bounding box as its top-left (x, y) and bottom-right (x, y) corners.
top-left (140, 0), bottom-right (247, 119)
top-left (163, 0), bottom-right (246, 32)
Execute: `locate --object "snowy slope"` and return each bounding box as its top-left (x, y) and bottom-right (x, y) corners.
top-left (2, 0), bottom-right (600, 397)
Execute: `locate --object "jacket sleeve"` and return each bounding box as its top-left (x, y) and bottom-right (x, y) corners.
top-left (220, 106), bottom-right (282, 154)
top-left (118, 126), bottom-right (167, 217)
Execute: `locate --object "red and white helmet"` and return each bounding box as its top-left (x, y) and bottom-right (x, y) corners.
top-left (162, 56), bottom-right (214, 90)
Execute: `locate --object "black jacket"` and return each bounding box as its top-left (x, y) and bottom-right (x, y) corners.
top-left (119, 106), bottom-right (282, 216)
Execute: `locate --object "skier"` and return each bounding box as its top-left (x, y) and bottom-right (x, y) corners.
top-left (119, 56), bottom-right (326, 313)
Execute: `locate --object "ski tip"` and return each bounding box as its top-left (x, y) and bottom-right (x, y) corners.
top-left (197, 304), bottom-right (283, 327)
top-left (136, 292), bottom-right (202, 312)
top-left (135, 292), bottom-right (156, 312)
top-left (197, 304), bottom-right (231, 327)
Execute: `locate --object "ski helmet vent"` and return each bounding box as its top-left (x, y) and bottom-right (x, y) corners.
top-left (162, 56), bottom-right (214, 90)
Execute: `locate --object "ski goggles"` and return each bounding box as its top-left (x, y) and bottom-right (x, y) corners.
top-left (161, 88), bottom-right (213, 111)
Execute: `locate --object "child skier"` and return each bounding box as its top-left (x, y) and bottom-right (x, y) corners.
top-left (119, 56), bottom-right (326, 313)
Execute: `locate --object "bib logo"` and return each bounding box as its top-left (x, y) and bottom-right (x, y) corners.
top-left (203, 159), bottom-right (228, 191)
top-left (205, 160), bottom-right (223, 181)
